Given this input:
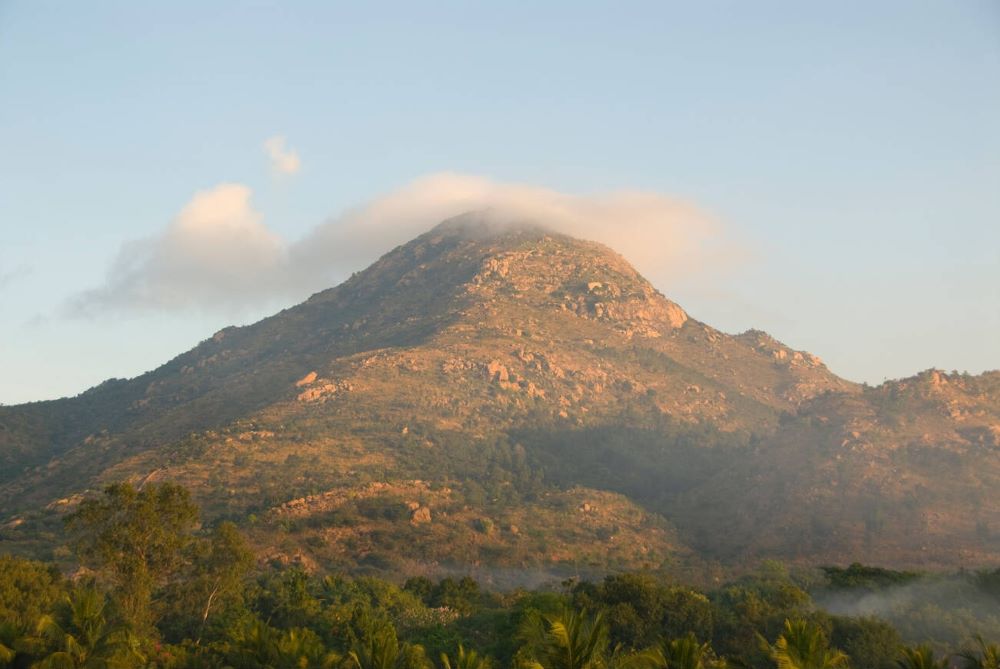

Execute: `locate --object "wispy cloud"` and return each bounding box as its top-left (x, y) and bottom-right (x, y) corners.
top-left (0, 270), bottom-right (16, 291)
top-left (68, 173), bottom-right (742, 315)
top-left (0, 264), bottom-right (31, 292)
top-left (263, 135), bottom-right (301, 175)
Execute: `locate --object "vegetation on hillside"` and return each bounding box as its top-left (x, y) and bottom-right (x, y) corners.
top-left (3, 482), bottom-right (1000, 669)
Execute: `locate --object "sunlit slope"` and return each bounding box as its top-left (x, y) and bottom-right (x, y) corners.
top-left (2, 214), bottom-right (996, 570)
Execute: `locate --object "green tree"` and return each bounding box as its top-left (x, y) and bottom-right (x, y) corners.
top-left (345, 616), bottom-right (430, 669)
top-left (897, 645), bottom-right (948, 669)
top-left (223, 619), bottom-right (338, 669)
top-left (759, 619), bottom-right (848, 669)
top-left (441, 644), bottom-right (493, 669)
top-left (519, 608), bottom-right (609, 669)
top-left (639, 634), bottom-right (721, 669)
top-left (574, 575), bottom-right (714, 650)
top-left (157, 521), bottom-right (254, 644)
top-left (404, 577), bottom-right (435, 604)
top-left (959, 637), bottom-right (1000, 669)
top-left (822, 564), bottom-right (920, 591)
top-left (223, 619), bottom-right (280, 669)
top-left (711, 574), bottom-right (810, 663)
top-left (429, 578), bottom-right (482, 615)
top-left (65, 482), bottom-right (198, 633)
top-left (1, 617), bottom-right (49, 669)
top-left (33, 587), bottom-right (141, 669)
top-left (0, 622), bottom-right (20, 668)
top-left (275, 627), bottom-right (341, 669)
top-left (829, 615), bottom-right (901, 669)
top-left (0, 555), bottom-right (68, 666)
top-left (255, 568), bottom-right (326, 635)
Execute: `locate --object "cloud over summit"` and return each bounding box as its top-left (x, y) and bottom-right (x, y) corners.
top-left (70, 173), bottom-right (735, 315)
top-left (295, 174), bottom-right (727, 281)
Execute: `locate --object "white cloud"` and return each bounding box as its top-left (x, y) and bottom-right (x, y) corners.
top-left (263, 135), bottom-right (301, 175)
top-left (69, 173), bottom-right (740, 315)
top-left (69, 184), bottom-right (288, 315)
top-left (290, 173), bottom-right (737, 293)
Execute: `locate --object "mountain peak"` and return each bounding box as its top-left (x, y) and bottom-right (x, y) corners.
top-left (19, 215), bottom-right (970, 574)
top-left (424, 209), bottom-right (553, 240)
top-left (350, 211), bottom-right (691, 338)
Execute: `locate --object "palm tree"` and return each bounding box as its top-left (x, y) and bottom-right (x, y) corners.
top-left (759, 619), bottom-right (848, 669)
top-left (0, 622), bottom-right (43, 668)
top-left (225, 619), bottom-right (280, 668)
top-left (520, 608), bottom-right (609, 669)
top-left (345, 617), bottom-right (428, 669)
top-left (897, 645), bottom-right (948, 669)
top-left (960, 636), bottom-right (1000, 669)
top-left (0, 622), bottom-right (18, 668)
top-left (441, 645), bottom-right (492, 669)
top-left (640, 634), bottom-right (719, 669)
top-left (275, 627), bottom-right (340, 669)
top-left (226, 621), bottom-right (339, 669)
top-left (33, 587), bottom-right (141, 669)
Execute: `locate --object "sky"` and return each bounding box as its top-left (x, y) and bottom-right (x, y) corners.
top-left (1, 1), bottom-right (999, 404)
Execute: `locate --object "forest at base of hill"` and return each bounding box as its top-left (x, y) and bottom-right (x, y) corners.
top-left (2, 482), bottom-right (1000, 669)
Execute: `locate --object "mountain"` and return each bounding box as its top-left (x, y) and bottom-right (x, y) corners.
top-left (2, 213), bottom-right (998, 576)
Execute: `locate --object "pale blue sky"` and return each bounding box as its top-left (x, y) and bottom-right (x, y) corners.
top-left (1, 1), bottom-right (998, 403)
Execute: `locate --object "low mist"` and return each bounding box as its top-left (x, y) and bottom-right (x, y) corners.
top-left (816, 572), bottom-right (1000, 649)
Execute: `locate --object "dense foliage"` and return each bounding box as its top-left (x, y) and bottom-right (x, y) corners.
top-left (2, 483), bottom-right (1000, 668)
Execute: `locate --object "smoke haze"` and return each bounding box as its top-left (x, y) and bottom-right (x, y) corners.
top-left (817, 575), bottom-right (1000, 648)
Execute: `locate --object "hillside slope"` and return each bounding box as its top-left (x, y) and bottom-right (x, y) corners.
top-left (1, 213), bottom-right (996, 572)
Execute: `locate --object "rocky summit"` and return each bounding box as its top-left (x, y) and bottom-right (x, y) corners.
top-left (2, 213), bottom-right (998, 575)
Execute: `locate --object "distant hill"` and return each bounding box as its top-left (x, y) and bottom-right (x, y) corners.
top-left (2, 213), bottom-right (998, 575)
